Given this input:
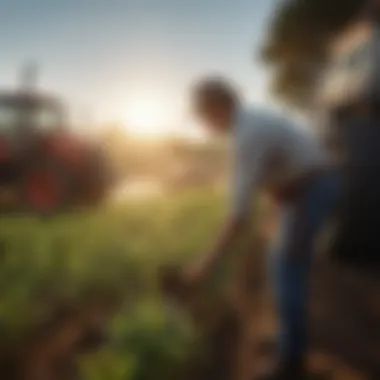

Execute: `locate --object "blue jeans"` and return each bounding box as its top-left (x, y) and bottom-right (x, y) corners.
top-left (270, 169), bottom-right (341, 360)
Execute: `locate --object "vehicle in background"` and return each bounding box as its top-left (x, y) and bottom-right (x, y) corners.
top-left (0, 64), bottom-right (114, 215)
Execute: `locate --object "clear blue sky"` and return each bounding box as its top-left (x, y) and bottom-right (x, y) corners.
top-left (0, 0), bottom-right (276, 128)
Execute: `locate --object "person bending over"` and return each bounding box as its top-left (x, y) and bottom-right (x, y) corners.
top-left (183, 76), bottom-right (341, 380)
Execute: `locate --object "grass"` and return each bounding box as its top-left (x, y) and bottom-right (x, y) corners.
top-left (0, 189), bottom-right (231, 380)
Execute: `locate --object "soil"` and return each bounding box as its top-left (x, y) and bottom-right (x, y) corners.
top-left (3, 235), bottom-right (379, 380)
top-left (162, 228), bottom-right (380, 380)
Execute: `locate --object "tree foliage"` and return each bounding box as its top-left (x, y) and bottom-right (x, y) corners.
top-left (261, 0), bottom-right (365, 109)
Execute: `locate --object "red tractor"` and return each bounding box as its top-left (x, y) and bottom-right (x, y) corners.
top-left (0, 85), bottom-right (114, 215)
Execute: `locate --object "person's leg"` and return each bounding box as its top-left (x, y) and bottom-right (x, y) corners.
top-left (265, 171), bottom-right (341, 377)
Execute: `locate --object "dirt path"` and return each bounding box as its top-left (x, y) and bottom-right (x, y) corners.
top-left (168, 220), bottom-right (380, 380)
top-left (239, 257), bottom-right (380, 380)
top-left (309, 260), bottom-right (380, 379)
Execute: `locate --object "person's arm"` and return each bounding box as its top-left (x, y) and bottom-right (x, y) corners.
top-left (185, 135), bottom-right (265, 285)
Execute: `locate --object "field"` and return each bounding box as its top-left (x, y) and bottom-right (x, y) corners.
top-left (1, 189), bottom-right (380, 380)
top-left (0, 189), bottom-right (235, 380)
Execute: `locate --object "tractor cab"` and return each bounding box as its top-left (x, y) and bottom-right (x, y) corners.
top-left (0, 93), bottom-right (65, 139)
top-left (0, 62), bottom-right (68, 158)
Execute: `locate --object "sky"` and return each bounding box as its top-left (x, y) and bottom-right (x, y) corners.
top-left (0, 0), bottom-right (277, 134)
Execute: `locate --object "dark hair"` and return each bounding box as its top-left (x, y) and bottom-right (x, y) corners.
top-left (191, 76), bottom-right (239, 114)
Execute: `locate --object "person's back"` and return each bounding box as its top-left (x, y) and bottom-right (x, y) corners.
top-left (185, 77), bottom-right (341, 379)
top-left (234, 106), bottom-right (328, 203)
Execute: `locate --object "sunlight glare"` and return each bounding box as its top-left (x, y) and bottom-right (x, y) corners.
top-left (123, 99), bottom-right (171, 137)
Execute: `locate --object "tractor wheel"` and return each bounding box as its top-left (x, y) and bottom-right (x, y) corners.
top-left (19, 160), bottom-right (74, 216)
top-left (82, 151), bottom-right (112, 206)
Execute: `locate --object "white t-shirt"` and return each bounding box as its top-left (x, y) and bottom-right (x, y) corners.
top-left (231, 106), bottom-right (328, 218)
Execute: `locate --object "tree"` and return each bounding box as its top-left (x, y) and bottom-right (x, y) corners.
top-left (261, 0), bottom-right (365, 109)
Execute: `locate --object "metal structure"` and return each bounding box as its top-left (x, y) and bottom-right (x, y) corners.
top-left (0, 65), bottom-right (113, 215)
top-left (318, 7), bottom-right (380, 273)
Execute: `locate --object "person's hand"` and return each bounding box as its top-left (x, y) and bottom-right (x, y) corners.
top-left (182, 258), bottom-right (212, 290)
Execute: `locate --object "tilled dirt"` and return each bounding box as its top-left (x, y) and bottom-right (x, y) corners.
top-left (162, 228), bottom-right (380, 380)
top-left (235, 257), bottom-right (380, 380)
top-left (2, 239), bottom-right (378, 380)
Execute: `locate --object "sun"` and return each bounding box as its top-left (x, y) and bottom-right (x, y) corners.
top-left (123, 99), bottom-right (170, 137)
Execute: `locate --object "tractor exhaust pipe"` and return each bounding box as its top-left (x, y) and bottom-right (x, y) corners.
top-left (20, 61), bottom-right (39, 95)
